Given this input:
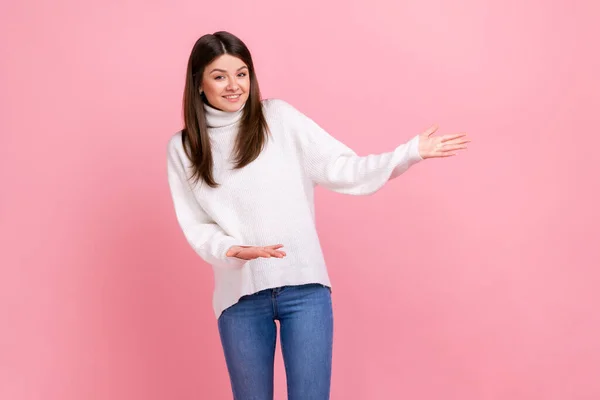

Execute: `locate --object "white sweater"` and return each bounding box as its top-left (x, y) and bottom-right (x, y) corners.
top-left (166, 99), bottom-right (423, 318)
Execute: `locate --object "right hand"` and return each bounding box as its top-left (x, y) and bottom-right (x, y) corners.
top-left (226, 244), bottom-right (286, 260)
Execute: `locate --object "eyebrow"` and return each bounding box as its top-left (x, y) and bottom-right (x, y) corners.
top-left (209, 66), bottom-right (249, 73)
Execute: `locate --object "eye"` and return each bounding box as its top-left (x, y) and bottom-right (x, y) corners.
top-left (214, 75), bottom-right (225, 80)
top-left (238, 72), bottom-right (247, 77)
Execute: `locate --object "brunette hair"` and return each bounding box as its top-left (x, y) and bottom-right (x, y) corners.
top-left (181, 31), bottom-right (269, 188)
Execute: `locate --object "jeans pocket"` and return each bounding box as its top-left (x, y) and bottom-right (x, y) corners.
top-left (312, 283), bottom-right (331, 294)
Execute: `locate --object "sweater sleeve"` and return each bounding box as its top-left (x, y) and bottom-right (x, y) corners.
top-left (166, 136), bottom-right (246, 269)
top-left (280, 100), bottom-right (424, 195)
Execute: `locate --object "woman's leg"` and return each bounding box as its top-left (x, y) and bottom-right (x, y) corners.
top-left (217, 289), bottom-right (277, 400)
top-left (278, 284), bottom-right (334, 400)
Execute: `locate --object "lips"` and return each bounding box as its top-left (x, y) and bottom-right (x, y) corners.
top-left (223, 94), bottom-right (241, 99)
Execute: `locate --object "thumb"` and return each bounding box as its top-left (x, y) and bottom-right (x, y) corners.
top-left (226, 246), bottom-right (241, 257)
top-left (423, 124), bottom-right (439, 137)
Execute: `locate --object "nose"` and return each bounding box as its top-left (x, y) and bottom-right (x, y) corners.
top-left (226, 78), bottom-right (240, 92)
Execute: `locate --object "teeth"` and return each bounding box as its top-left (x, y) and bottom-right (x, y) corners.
top-left (225, 95), bottom-right (240, 99)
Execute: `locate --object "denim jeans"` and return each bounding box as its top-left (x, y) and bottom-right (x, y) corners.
top-left (217, 283), bottom-right (333, 400)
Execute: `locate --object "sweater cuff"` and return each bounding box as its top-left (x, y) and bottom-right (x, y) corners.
top-left (407, 134), bottom-right (423, 163)
top-left (389, 134), bottom-right (423, 180)
top-left (218, 237), bottom-right (248, 269)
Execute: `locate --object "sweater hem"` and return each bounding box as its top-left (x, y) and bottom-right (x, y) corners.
top-left (212, 264), bottom-right (332, 319)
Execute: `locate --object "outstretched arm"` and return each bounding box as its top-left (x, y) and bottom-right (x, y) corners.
top-left (283, 101), bottom-right (421, 195)
top-left (282, 101), bottom-right (468, 194)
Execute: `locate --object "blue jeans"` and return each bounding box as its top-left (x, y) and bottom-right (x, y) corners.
top-left (217, 283), bottom-right (333, 400)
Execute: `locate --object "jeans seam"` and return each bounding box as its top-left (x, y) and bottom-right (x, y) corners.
top-left (271, 290), bottom-right (278, 318)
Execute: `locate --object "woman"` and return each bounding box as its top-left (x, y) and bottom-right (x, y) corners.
top-left (167, 31), bottom-right (469, 400)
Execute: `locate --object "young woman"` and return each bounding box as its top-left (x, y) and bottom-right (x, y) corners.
top-left (167, 31), bottom-right (469, 400)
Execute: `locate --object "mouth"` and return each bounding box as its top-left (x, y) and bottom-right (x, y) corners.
top-left (223, 94), bottom-right (242, 99)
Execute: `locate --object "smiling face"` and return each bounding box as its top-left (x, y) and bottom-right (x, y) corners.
top-left (200, 54), bottom-right (250, 112)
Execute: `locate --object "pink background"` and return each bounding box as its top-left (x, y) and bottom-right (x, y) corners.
top-left (2, 0), bottom-right (599, 399)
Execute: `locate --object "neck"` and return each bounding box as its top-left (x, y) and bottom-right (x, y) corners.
top-left (203, 101), bottom-right (245, 128)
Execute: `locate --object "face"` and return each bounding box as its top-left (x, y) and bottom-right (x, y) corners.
top-left (200, 54), bottom-right (250, 112)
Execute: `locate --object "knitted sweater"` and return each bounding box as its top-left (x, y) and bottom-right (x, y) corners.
top-left (166, 99), bottom-right (423, 318)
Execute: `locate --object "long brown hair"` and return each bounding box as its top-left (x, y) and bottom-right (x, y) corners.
top-left (181, 31), bottom-right (269, 188)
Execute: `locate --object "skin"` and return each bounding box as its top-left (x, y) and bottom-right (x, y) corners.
top-left (209, 55), bottom-right (471, 260)
top-left (200, 55), bottom-right (286, 259)
top-left (200, 54), bottom-right (250, 112)
top-left (418, 125), bottom-right (470, 159)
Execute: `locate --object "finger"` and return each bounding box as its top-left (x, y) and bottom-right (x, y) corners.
top-left (226, 249), bottom-right (238, 257)
top-left (442, 137), bottom-right (470, 146)
top-left (433, 153), bottom-right (457, 158)
top-left (441, 133), bottom-right (467, 143)
top-left (439, 144), bottom-right (468, 152)
top-left (265, 248), bottom-right (285, 258)
top-left (255, 249), bottom-right (272, 258)
top-left (423, 125), bottom-right (439, 137)
top-left (265, 244), bottom-right (284, 250)
top-left (445, 139), bottom-right (470, 148)
top-left (446, 139), bottom-right (470, 147)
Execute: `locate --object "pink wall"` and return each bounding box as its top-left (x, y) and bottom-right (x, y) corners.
top-left (2, 1), bottom-right (599, 399)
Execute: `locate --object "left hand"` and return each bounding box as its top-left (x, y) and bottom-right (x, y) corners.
top-left (418, 125), bottom-right (470, 159)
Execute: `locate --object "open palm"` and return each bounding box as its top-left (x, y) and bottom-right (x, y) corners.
top-left (418, 125), bottom-right (470, 159)
top-left (226, 244), bottom-right (286, 260)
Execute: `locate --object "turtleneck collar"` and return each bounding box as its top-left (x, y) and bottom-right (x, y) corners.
top-left (203, 101), bottom-right (246, 128)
